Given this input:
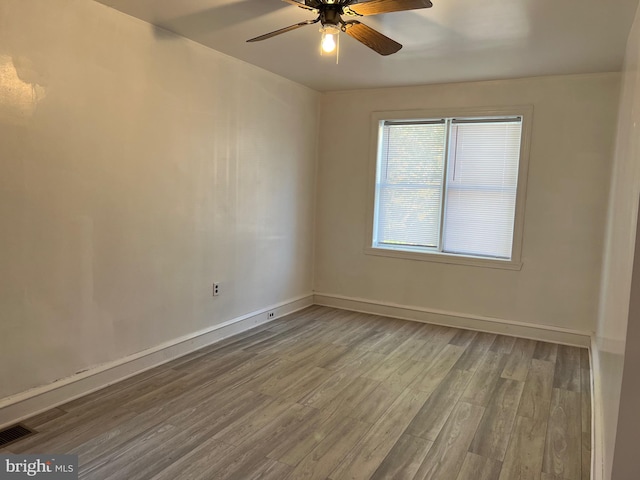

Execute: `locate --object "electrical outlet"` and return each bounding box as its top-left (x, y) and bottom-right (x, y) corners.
top-left (267, 311), bottom-right (275, 319)
top-left (213, 282), bottom-right (220, 296)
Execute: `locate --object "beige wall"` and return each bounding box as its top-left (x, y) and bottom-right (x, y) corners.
top-left (595, 3), bottom-right (640, 479)
top-left (315, 74), bottom-right (619, 333)
top-left (609, 215), bottom-right (640, 479)
top-left (0, 0), bottom-right (319, 399)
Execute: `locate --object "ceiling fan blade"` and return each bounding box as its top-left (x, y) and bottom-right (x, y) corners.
top-left (281, 0), bottom-right (318, 12)
top-left (247, 18), bottom-right (319, 42)
top-left (343, 21), bottom-right (402, 55)
top-left (346, 0), bottom-right (433, 16)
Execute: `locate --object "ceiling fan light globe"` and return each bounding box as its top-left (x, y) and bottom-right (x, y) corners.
top-left (322, 33), bottom-right (337, 53)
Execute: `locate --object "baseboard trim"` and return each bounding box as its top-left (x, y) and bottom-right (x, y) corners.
top-left (314, 293), bottom-right (591, 347)
top-left (590, 337), bottom-right (603, 480)
top-left (0, 294), bottom-right (314, 429)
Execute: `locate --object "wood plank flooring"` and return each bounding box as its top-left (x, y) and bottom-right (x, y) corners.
top-left (7, 306), bottom-right (591, 480)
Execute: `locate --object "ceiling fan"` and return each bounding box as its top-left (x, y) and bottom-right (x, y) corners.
top-left (247, 0), bottom-right (434, 56)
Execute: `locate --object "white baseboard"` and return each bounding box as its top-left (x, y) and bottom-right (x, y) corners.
top-left (590, 337), bottom-right (604, 480)
top-left (314, 293), bottom-right (591, 347)
top-left (0, 294), bottom-right (313, 429)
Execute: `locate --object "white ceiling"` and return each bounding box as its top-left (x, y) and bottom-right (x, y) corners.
top-left (95, 0), bottom-right (639, 91)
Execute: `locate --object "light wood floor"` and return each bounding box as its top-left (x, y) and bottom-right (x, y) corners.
top-left (7, 306), bottom-right (591, 480)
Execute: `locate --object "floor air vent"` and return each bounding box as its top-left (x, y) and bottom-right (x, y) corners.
top-left (0, 424), bottom-right (36, 447)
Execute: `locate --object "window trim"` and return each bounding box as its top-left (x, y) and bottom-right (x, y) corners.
top-left (364, 105), bottom-right (533, 271)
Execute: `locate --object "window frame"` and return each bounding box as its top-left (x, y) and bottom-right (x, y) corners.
top-left (364, 105), bottom-right (533, 271)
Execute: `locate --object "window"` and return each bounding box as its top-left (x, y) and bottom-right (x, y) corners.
top-left (367, 107), bottom-right (531, 269)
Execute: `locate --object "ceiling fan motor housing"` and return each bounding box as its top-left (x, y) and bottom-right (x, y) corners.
top-left (320, 7), bottom-right (343, 27)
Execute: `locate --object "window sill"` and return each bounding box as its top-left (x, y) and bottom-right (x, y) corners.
top-left (364, 246), bottom-right (523, 270)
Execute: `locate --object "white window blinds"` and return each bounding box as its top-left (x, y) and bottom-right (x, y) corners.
top-left (443, 120), bottom-right (522, 259)
top-left (375, 121), bottom-right (446, 248)
top-left (373, 116), bottom-right (523, 260)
